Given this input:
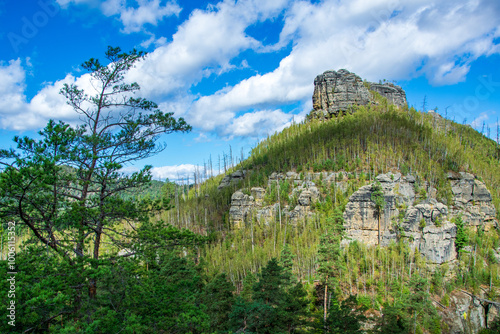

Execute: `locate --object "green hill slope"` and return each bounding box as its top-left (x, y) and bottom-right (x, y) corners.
top-left (162, 101), bottom-right (500, 310)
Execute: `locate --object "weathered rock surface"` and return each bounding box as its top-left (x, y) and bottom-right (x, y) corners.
top-left (218, 170), bottom-right (247, 189)
top-left (439, 290), bottom-right (500, 333)
top-left (309, 69), bottom-right (407, 120)
top-left (229, 170), bottom-right (496, 264)
top-left (312, 69), bottom-right (372, 117)
top-left (448, 172), bottom-right (497, 228)
top-left (369, 82), bottom-right (407, 109)
top-left (343, 172), bottom-right (497, 264)
top-left (228, 191), bottom-right (255, 227)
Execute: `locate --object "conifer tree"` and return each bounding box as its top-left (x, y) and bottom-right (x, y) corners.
top-left (371, 181), bottom-right (386, 245)
top-left (317, 208), bottom-right (346, 331)
top-left (202, 273), bottom-right (235, 332)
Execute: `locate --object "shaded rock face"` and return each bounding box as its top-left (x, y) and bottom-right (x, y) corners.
top-left (369, 82), bottom-right (407, 109)
top-left (310, 69), bottom-right (407, 120)
top-left (218, 170), bottom-right (247, 189)
top-left (343, 172), bottom-right (497, 264)
top-left (439, 290), bottom-right (500, 334)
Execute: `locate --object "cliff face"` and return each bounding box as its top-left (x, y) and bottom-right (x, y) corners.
top-left (309, 69), bottom-right (407, 119)
top-left (343, 171), bottom-right (497, 264)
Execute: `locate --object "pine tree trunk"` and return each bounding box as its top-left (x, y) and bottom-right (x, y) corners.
top-left (324, 281), bottom-right (328, 333)
top-left (378, 215), bottom-right (381, 245)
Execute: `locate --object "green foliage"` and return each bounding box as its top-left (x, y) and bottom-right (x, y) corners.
top-left (454, 215), bottom-right (468, 254)
top-left (419, 218), bottom-right (426, 229)
top-left (325, 295), bottom-right (367, 333)
top-left (371, 181), bottom-right (386, 215)
top-left (376, 303), bottom-right (409, 334)
top-left (202, 273), bottom-right (235, 332)
top-left (0, 45), bottom-right (191, 321)
top-left (230, 257), bottom-right (310, 333)
top-left (317, 209), bottom-right (346, 287)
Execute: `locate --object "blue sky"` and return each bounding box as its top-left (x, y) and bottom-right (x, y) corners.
top-left (0, 0), bottom-right (499, 181)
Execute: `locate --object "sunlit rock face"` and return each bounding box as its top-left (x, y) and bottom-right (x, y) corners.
top-left (343, 172), bottom-right (497, 264)
top-left (309, 69), bottom-right (407, 120)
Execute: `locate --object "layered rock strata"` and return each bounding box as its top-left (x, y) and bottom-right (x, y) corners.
top-left (309, 69), bottom-right (407, 120)
top-left (343, 172), bottom-right (497, 264)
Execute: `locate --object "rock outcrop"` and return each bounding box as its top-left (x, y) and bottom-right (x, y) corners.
top-left (228, 190), bottom-right (256, 227)
top-left (218, 170), bottom-right (247, 189)
top-left (343, 172), bottom-right (497, 264)
top-left (309, 69), bottom-right (407, 120)
top-left (229, 172), bottom-right (328, 226)
top-left (439, 290), bottom-right (500, 333)
top-left (448, 172), bottom-right (497, 228)
top-left (228, 169), bottom-right (496, 264)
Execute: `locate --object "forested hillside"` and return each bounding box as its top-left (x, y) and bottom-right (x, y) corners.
top-left (154, 100), bottom-right (500, 333)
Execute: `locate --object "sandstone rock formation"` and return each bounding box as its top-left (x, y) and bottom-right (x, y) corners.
top-left (448, 172), bottom-right (497, 227)
top-left (309, 69), bottom-right (407, 120)
top-left (218, 170), bottom-right (247, 189)
top-left (343, 171), bottom-right (497, 264)
top-left (228, 190), bottom-right (255, 227)
top-left (229, 172), bottom-right (327, 226)
top-left (228, 168), bottom-right (496, 264)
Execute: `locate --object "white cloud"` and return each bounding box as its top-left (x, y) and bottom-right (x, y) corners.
top-left (140, 34), bottom-right (168, 49)
top-left (0, 60), bottom-right (26, 117)
top-left (116, 0), bottom-right (182, 33)
top-left (223, 109), bottom-right (292, 139)
top-left (187, 0), bottom-right (500, 132)
top-left (127, 0), bottom-right (289, 98)
top-left (150, 164), bottom-right (198, 181)
top-left (470, 111), bottom-right (490, 130)
top-left (0, 59), bottom-right (101, 130)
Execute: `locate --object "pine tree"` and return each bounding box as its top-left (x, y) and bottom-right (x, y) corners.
top-left (371, 181), bottom-right (386, 245)
top-left (202, 273), bottom-right (235, 332)
top-left (326, 295), bottom-right (367, 334)
top-left (317, 208), bottom-right (346, 331)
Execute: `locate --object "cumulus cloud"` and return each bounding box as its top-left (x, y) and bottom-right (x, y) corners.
top-left (191, 0), bottom-right (500, 127)
top-left (222, 109), bottom-right (293, 139)
top-left (150, 164), bottom-right (198, 181)
top-left (104, 0), bottom-right (182, 33)
top-left (0, 60), bottom-right (101, 130)
top-left (0, 60), bottom-right (26, 117)
top-left (127, 0), bottom-right (289, 98)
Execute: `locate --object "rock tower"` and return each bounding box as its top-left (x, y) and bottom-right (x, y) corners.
top-left (309, 69), bottom-right (407, 120)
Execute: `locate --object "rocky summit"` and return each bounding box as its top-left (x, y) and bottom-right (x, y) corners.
top-left (309, 69), bottom-right (407, 120)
